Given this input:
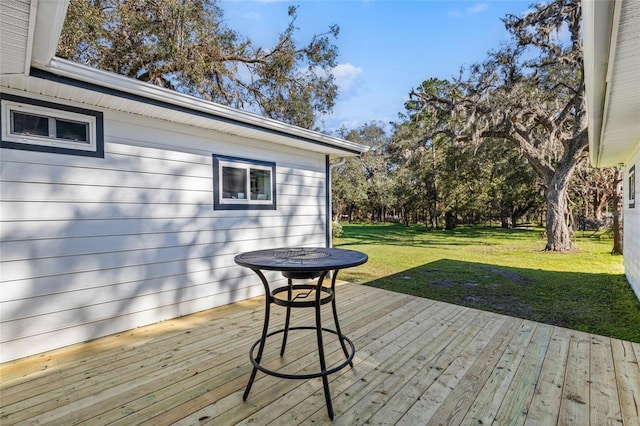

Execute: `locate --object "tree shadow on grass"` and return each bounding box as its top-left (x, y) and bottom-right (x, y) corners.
top-left (365, 258), bottom-right (640, 343)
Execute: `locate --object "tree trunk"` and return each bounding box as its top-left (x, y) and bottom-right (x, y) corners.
top-left (445, 211), bottom-right (457, 230)
top-left (593, 187), bottom-right (605, 222)
top-left (432, 198), bottom-right (438, 229)
top-left (501, 215), bottom-right (510, 229)
top-left (545, 183), bottom-right (574, 251)
top-left (500, 199), bottom-right (510, 228)
top-left (612, 167), bottom-right (623, 255)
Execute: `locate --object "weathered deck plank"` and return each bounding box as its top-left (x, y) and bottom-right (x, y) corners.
top-left (1, 283), bottom-right (638, 426)
top-left (524, 326), bottom-right (572, 425)
top-left (558, 331), bottom-right (591, 425)
top-left (589, 333), bottom-right (622, 425)
top-left (612, 339), bottom-right (640, 425)
top-left (493, 321), bottom-right (553, 425)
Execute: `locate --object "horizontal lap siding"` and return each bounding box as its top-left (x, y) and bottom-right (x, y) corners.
top-left (625, 148), bottom-right (640, 301)
top-left (0, 104), bottom-right (328, 362)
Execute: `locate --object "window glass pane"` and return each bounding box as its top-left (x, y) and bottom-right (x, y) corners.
top-left (222, 166), bottom-right (247, 199)
top-left (56, 119), bottom-right (89, 142)
top-left (250, 169), bottom-right (271, 200)
top-left (11, 111), bottom-right (49, 136)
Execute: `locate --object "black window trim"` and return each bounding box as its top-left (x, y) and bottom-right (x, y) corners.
top-left (0, 93), bottom-right (104, 158)
top-left (213, 154), bottom-right (277, 210)
top-left (629, 165), bottom-right (636, 209)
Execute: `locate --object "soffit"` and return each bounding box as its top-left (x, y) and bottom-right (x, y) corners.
top-left (0, 0), bottom-right (33, 75)
top-left (590, 0), bottom-right (640, 166)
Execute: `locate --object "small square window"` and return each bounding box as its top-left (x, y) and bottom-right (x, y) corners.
top-left (1, 94), bottom-right (103, 158)
top-left (213, 155), bottom-right (276, 210)
top-left (629, 165), bottom-right (636, 209)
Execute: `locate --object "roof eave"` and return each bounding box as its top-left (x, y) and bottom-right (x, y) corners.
top-left (20, 0), bottom-right (367, 157)
top-left (39, 58), bottom-right (367, 156)
top-left (582, 0), bottom-right (616, 167)
top-left (31, 0), bottom-right (69, 68)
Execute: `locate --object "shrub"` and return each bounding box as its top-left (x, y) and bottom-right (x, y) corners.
top-left (332, 221), bottom-right (344, 238)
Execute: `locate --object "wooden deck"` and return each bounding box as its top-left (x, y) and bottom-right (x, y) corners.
top-left (1, 283), bottom-right (639, 425)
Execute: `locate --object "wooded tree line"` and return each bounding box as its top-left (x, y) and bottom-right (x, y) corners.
top-left (333, 0), bottom-right (622, 253)
top-left (332, 121), bottom-right (619, 234)
top-left (58, 0), bottom-right (622, 252)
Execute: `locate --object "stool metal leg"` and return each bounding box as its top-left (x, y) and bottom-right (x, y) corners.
top-left (330, 270), bottom-right (353, 366)
top-left (280, 278), bottom-right (293, 356)
top-left (243, 269), bottom-right (271, 401)
top-left (314, 271), bottom-right (334, 419)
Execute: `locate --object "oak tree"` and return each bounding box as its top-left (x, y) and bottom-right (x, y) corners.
top-left (58, 0), bottom-right (339, 129)
top-left (409, 0), bottom-right (586, 251)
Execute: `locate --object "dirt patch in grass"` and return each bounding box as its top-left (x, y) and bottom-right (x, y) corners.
top-left (428, 280), bottom-right (457, 288)
top-left (463, 294), bottom-right (535, 318)
top-left (479, 266), bottom-right (534, 285)
top-left (398, 265), bottom-right (539, 319)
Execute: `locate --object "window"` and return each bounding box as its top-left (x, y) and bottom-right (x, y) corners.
top-left (213, 155), bottom-right (276, 210)
top-left (1, 94), bottom-right (104, 158)
top-left (629, 165), bottom-right (636, 209)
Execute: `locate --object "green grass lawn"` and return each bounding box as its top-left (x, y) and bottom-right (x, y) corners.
top-left (334, 222), bottom-right (640, 342)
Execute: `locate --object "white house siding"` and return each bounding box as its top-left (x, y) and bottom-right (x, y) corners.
top-left (0, 92), bottom-right (329, 362)
top-left (0, 0), bottom-right (31, 75)
top-left (624, 145), bottom-right (640, 300)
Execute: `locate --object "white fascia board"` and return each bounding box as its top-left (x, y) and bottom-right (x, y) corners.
top-left (40, 57), bottom-right (369, 156)
top-left (31, 0), bottom-right (69, 67)
top-left (582, 0), bottom-right (616, 167)
top-left (23, 0), bottom-right (39, 74)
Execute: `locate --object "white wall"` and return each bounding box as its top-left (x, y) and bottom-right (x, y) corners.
top-left (624, 144), bottom-right (640, 301)
top-left (0, 92), bottom-right (328, 362)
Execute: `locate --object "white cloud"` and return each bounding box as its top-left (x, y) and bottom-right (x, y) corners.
top-left (448, 2), bottom-right (489, 18)
top-left (331, 63), bottom-right (363, 93)
top-left (466, 3), bottom-right (489, 15)
top-left (242, 11), bottom-right (262, 21)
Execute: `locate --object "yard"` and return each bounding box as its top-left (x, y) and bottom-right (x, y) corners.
top-left (334, 223), bottom-right (640, 343)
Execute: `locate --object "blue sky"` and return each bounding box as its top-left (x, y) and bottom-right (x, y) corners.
top-left (219, 1), bottom-right (533, 133)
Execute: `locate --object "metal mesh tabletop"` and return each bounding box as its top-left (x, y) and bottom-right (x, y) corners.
top-left (273, 248), bottom-right (330, 259)
top-left (235, 247), bottom-right (367, 272)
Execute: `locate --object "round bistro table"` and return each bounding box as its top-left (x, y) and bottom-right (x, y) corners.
top-left (234, 247), bottom-right (368, 420)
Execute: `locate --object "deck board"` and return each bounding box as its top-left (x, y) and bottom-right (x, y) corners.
top-left (589, 334), bottom-right (622, 425)
top-left (612, 339), bottom-right (640, 425)
top-left (523, 326), bottom-right (572, 425)
top-left (1, 283), bottom-right (638, 425)
top-left (558, 331), bottom-right (592, 425)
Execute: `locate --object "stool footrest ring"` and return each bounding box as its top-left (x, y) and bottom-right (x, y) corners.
top-left (271, 284), bottom-right (334, 308)
top-left (248, 326), bottom-right (355, 380)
